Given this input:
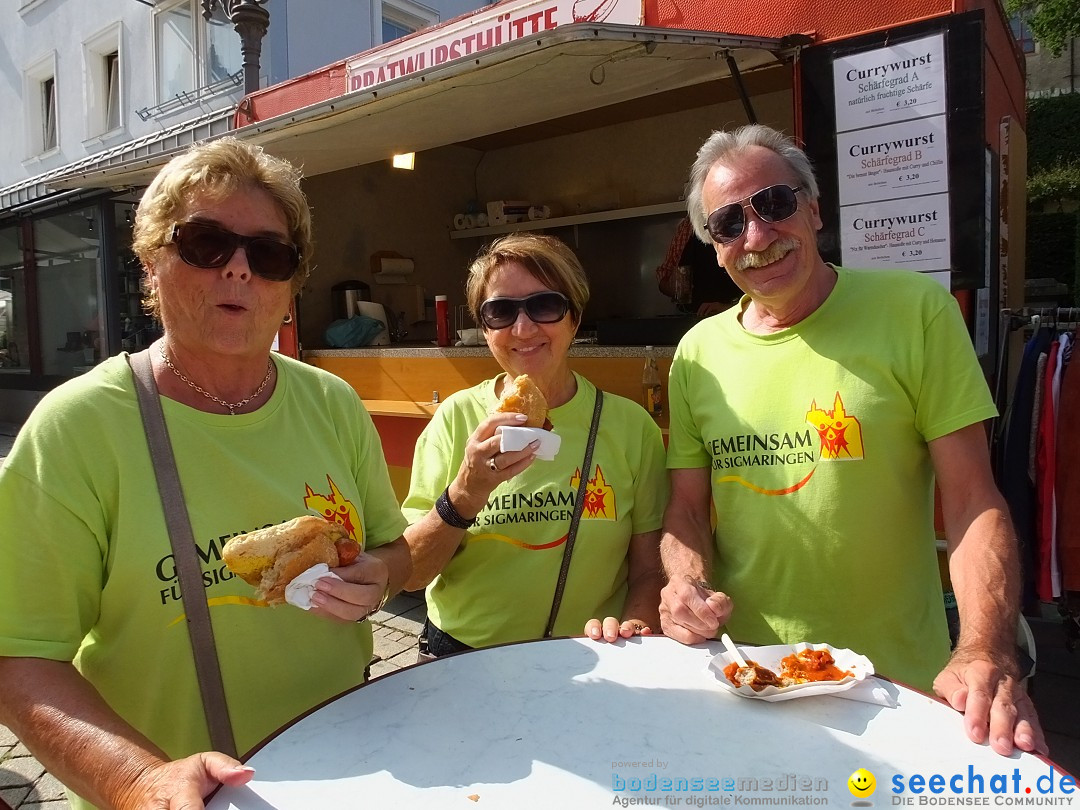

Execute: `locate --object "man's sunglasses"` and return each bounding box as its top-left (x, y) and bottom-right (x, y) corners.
top-left (169, 222), bottom-right (301, 282)
top-left (705, 184), bottom-right (803, 244)
top-left (479, 291), bottom-right (570, 330)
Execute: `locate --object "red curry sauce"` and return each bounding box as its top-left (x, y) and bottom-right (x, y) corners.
top-left (722, 649), bottom-right (852, 690)
top-left (780, 648), bottom-right (852, 683)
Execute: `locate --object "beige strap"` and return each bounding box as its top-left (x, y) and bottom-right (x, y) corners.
top-left (128, 350), bottom-right (238, 758)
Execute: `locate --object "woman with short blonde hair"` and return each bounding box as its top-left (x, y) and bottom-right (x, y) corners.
top-left (403, 233), bottom-right (668, 658)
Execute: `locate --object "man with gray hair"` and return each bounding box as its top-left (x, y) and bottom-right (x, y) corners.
top-left (659, 123), bottom-right (1045, 756)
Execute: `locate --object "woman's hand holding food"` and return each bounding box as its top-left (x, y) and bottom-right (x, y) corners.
top-left (452, 411), bottom-right (539, 516)
top-left (452, 372), bottom-right (550, 513)
top-left (584, 616), bottom-right (653, 642)
top-left (308, 551), bottom-right (391, 623)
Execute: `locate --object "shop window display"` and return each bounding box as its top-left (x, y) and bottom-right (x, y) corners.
top-left (33, 207), bottom-right (103, 377)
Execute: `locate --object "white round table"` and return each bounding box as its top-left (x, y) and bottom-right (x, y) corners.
top-left (208, 636), bottom-right (1076, 809)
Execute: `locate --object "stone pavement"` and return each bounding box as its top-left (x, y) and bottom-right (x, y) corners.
top-left (0, 587), bottom-right (426, 810)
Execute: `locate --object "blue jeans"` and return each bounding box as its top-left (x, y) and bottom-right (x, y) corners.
top-left (420, 619), bottom-right (473, 659)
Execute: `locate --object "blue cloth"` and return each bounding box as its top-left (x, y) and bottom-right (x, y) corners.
top-left (324, 315), bottom-right (385, 348)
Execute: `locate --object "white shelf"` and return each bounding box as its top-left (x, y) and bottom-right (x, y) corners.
top-left (448, 201), bottom-right (686, 239)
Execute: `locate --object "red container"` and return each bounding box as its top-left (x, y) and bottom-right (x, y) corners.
top-left (435, 295), bottom-right (451, 347)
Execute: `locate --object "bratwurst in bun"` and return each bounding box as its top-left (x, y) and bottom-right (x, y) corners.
top-left (222, 516), bottom-right (360, 604)
top-left (495, 373), bottom-right (551, 429)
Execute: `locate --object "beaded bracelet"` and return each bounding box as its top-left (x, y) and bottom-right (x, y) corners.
top-left (435, 486), bottom-right (477, 529)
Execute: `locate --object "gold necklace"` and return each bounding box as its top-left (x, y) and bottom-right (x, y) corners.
top-left (158, 344), bottom-right (274, 415)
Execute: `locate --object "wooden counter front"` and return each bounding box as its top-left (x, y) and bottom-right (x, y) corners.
top-left (305, 346), bottom-right (673, 424)
top-left (305, 346), bottom-right (672, 500)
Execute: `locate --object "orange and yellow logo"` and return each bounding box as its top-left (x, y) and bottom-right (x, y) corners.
top-left (572, 464), bottom-right (617, 521)
top-left (304, 475), bottom-right (363, 542)
top-left (806, 392), bottom-right (864, 460)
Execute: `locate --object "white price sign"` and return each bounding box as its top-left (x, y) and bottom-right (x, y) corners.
top-left (840, 193), bottom-right (951, 273)
top-left (833, 33), bottom-right (946, 133)
top-left (837, 116), bottom-right (949, 206)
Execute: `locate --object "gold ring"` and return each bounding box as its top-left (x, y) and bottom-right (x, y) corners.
top-left (488, 457), bottom-right (499, 472)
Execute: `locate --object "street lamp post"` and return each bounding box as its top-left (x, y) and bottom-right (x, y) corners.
top-left (201, 0), bottom-right (270, 95)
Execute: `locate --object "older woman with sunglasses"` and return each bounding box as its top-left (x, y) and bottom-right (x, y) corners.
top-left (0, 137), bottom-right (411, 809)
top-left (401, 234), bottom-right (669, 658)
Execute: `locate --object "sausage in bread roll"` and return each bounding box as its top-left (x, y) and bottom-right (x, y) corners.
top-left (222, 516), bottom-right (360, 604)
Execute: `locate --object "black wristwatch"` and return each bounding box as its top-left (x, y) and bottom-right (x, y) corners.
top-left (435, 486), bottom-right (478, 529)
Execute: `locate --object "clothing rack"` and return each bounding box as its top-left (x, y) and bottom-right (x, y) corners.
top-left (1005, 307), bottom-right (1080, 332)
top-left (996, 307), bottom-right (1079, 652)
top-left (995, 308), bottom-right (1077, 418)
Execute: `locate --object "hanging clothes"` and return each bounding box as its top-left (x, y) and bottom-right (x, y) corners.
top-left (1001, 326), bottom-right (1055, 609)
top-left (1035, 339), bottom-right (1059, 602)
top-left (1050, 333), bottom-right (1071, 597)
top-left (1057, 329), bottom-right (1080, 594)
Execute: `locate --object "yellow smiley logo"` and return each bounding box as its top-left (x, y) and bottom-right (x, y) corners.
top-left (848, 768), bottom-right (876, 797)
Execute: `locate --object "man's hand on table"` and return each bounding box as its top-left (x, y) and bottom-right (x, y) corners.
top-left (659, 575), bottom-right (733, 644)
top-left (933, 647), bottom-right (1047, 757)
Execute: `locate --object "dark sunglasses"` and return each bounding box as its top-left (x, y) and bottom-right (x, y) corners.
top-left (479, 291), bottom-right (570, 330)
top-left (169, 222), bottom-right (301, 282)
top-left (705, 184), bottom-right (803, 244)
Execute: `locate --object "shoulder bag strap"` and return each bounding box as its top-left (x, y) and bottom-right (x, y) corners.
top-left (128, 351), bottom-right (238, 758)
top-left (543, 389), bottom-right (604, 638)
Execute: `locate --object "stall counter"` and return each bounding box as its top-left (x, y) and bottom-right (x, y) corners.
top-left (304, 345), bottom-right (673, 500)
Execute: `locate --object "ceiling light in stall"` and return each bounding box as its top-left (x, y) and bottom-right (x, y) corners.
top-left (392, 152), bottom-right (415, 170)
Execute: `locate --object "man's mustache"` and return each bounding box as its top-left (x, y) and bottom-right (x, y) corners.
top-left (733, 237), bottom-right (801, 272)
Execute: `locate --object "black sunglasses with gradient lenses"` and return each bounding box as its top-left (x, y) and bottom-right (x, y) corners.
top-left (170, 222), bottom-right (301, 282)
top-left (479, 291), bottom-right (570, 330)
top-left (705, 184), bottom-right (803, 244)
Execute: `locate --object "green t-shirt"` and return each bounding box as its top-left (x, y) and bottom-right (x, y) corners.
top-left (0, 352), bottom-right (406, 808)
top-left (402, 373), bottom-right (668, 647)
top-left (667, 267), bottom-right (997, 690)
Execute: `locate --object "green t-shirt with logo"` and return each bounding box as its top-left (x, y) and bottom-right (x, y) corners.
top-left (667, 267), bottom-right (997, 690)
top-left (0, 353), bottom-right (406, 808)
top-left (403, 372), bottom-right (668, 647)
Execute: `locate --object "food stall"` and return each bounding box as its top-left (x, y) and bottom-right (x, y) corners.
top-left (67, 0), bottom-right (1025, 496)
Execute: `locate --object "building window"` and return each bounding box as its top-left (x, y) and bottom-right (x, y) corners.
top-left (380, 0), bottom-right (438, 44)
top-left (84, 24), bottom-right (124, 137)
top-left (0, 227), bottom-right (29, 372)
top-left (382, 17), bottom-right (415, 43)
top-left (23, 52), bottom-right (59, 157)
top-left (106, 53), bottom-right (121, 131)
top-left (155, 1), bottom-right (195, 102)
top-left (154, 0), bottom-right (242, 104)
top-left (1010, 13), bottom-right (1036, 54)
top-left (204, 6), bottom-right (242, 84)
top-left (42, 77), bottom-right (57, 151)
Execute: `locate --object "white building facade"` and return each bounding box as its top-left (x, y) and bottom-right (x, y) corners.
top-left (0, 0), bottom-right (482, 423)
